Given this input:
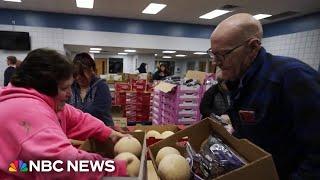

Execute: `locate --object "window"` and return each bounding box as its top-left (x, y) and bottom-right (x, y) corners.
top-left (109, 58), bottom-right (123, 74)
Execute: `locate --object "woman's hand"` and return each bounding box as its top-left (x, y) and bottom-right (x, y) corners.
top-left (109, 130), bottom-right (128, 143)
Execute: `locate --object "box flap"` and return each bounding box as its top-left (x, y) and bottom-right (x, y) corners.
top-left (132, 124), bottom-right (180, 133)
top-left (185, 70), bottom-right (207, 85)
top-left (154, 81), bottom-right (176, 93)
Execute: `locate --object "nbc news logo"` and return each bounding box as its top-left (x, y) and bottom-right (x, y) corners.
top-left (8, 160), bottom-right (28, 173)
top-left (8, 159), bottom-right (115, 173)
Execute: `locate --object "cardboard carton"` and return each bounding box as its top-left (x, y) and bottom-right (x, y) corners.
top-left (147, 160), bottom-right (160, 180)
top-left (129, 124), bottom-right (182, 149)
top-left (80, 132), bottom-right (147, 180)
top-left (149, 118), bottom-right (279, 180)
top-left (185, 70), bottom-right (208, 85)
top-left (154, 81), bottom-right (177, 93)
top-left (130, 124), bottom-right (180, 133)
top-left (113, 117), bottom-right (128, 128)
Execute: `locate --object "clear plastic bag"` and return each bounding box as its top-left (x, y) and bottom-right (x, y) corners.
top-left (185, 134), bottom-right (246, 179)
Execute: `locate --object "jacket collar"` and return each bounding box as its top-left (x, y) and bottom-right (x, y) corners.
top-left (238, 47), bottom-right (268, 89)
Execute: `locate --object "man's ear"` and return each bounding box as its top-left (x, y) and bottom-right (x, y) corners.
top-left (248, 38), bottom-right (261, 54)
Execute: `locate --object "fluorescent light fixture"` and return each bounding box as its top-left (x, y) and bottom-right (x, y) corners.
top-left (162, 50), bottom-right (176, 54)
top-left (118, 52), bottom-right (128, 55)
top-left (90, 47), bottom-right (102, 51)
top-left (89, 50), bottom-right (100, 53)
top-left (3, 0), bottom-right (21, 2)
top-left (162, 56), bottom-right (172, 59)
top-left (76, 0), bottom-right (94, 9)
top-left (142, 3), bottom-right (167, 14)
top-left (193, 52), bottom-right (207, 55)
top-left (253, 14), bottom-right (272, 20)
top-left (199, 9), bottom-right (231, 19)
top-left (176, 54), bottom-right (187, 57)
top-left (124, 49), bottom-right (136, 53)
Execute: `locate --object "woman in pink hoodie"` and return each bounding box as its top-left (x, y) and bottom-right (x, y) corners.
top-left (0, 49), bottom-right (129, 179)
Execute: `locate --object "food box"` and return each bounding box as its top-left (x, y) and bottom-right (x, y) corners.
top-left (149, 118), bottom-right (279, 180)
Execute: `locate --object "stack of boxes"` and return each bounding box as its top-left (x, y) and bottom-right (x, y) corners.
top-left (114, 83), bottom-right (131, 106)
top-left (150, 89), bottom-right (162, 125)
top-left (151, 83), bottom-right (203, 125)
top-left (114, 80), bottom-right (153, 124)
top-left (125, 91), bottom-right (151, 123)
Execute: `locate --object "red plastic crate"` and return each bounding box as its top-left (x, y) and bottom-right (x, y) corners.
top-left (115, 83), bottom-right (131, 91)
top-left (132, 84), bottom-right (146, 91)
top-left (115, 92), bottom-right (126, 105)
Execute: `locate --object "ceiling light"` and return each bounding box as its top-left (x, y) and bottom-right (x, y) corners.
top-left (76, 0), bottom-right (94, 9)
top-left (193, 52), bottom-right (207, 55)
top-left (176, 54), bottom-right (186, 57)
top-left (89, 50), bottom-right (100, 53)
top-left (162, 56), bottom-right (172, 59)
top-left (124, 49), bottom-right (136, 53)
top-left (3, 0), bottom-right (21, 2)
top-left (162, 50), bottom-right (176, 54)
top-left (154, 54), bottom-right (158, 56)
top-left (90, 47), bottom-right (101, 51)
top-left (142, 3), bottom-right (167, 14)
top-left (253, 14), bottom-right (272, 20)
top-left (199, 9), bottom-right (231, 19)
top-left (118, 52), bottom-right (128, 55)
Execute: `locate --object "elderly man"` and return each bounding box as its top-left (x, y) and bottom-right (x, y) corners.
top-left (209, 13), bottom-right (320, 179)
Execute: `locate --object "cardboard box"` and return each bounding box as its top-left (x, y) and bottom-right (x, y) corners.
top-left (147, 160), bottom-right (159, 180)
top-left (149, 118), bottom-right (279, 180)
top-left (129, 125), bottom-right (181, 147)
top-left (123, 73), bottom-right (139, 82)
top-left (185, 70), bottom-right (208, 85)
top-left (80, 132), bottom-right (147, 180)
top-left (154, 81), bottom-right (177, 93)
top-left (130, 124), bottom-right (180, 133)
top-left (113, 117), bottom-right (127, 128)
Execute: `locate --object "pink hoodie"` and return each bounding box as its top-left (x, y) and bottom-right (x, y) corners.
top-left (0, 85), bottom-right (127, 179)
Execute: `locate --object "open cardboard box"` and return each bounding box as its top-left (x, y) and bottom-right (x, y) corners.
top-left (129, 124), bottom-right (182, 147)
top-left (149, 118), bottom-right (279, 180)
top-left (130, 124), bottom-right (180, 133)
top-left (79, 132), bottom-right (147, 180)
top-left (185, 70), bottom-right (208, 85)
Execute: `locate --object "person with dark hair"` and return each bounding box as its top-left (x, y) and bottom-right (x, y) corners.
top-left (153, 64), bottom-right (170, 80)
top-left (137, 63), bottom-right (147, 73)
top-left (3, 56), bottom-right (17, 86)
top-left (70, 52), bottom-right (114, 126)
top-left (0, 48), bottom-right (129, 179)
top-left (200, 70), bottom-right (230, 118)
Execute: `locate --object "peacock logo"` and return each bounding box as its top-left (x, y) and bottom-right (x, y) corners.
top-left (8, 160), bottom-right (28, 173)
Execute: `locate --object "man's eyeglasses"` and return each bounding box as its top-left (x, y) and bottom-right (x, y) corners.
top-left (207, 37), bottom-right (260, 62)
top-left (207, 42), bottom-right (246, 62)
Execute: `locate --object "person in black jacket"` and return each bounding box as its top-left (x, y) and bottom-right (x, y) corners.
top-left (3, 56), bottom-right (17, 86)
top-left (137, 63), bottom-right (147, 73)
top-left (200, 75), bottom-right (230, 118)
top-left (69, 53), bottom-right (114, 126)
top-left (153, 64), bottom-right (169, 80)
